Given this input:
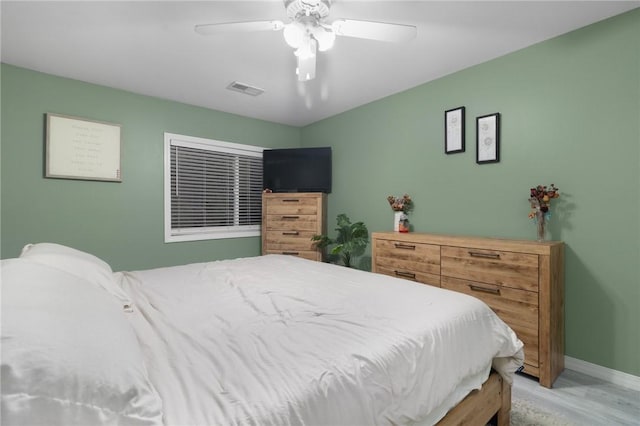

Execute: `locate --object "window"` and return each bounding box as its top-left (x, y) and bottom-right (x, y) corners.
top-left (164, 133), bottom-right (264, 242)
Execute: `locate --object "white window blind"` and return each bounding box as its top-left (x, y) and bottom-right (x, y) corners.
top-left (164, 133), bottom-right (263, 242)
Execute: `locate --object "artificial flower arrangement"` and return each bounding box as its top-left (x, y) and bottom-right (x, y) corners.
top-left (528, 184), bottom-right (560, 219)
top-left (528, 184), bottom-right (560, 240)
top-left (387, 194), bottom-right (413, 213)
top-left (387, 194), bottom-right (413, 232)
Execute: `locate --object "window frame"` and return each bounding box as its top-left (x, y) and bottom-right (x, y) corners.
top-left (164, 132), bottom-right (264, 243)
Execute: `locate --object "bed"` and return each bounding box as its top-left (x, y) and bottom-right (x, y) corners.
top-left (1, 243), bottom-right (523, 425)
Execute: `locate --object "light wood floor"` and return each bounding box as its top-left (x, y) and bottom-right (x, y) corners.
top-left (512, 369), bottom-right (640, 425)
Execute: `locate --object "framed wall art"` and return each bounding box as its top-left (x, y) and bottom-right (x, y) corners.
top-left (46, 113), bottom-right (122, 182)
top-left (444, 106), bottom-right (465, 154)
top-left (476, 112), bottom-right (500, 164)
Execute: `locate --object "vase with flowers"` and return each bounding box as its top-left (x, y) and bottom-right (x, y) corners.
top-left (528, 184), bottom-right (560, 241)
top-left (387, 194), bottom-right (413, 232)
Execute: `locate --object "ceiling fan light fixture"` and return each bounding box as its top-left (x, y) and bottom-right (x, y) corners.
top-left (312, 26), bottom-right (335, 52)
top-left (296, 45), bottom-right (317, 82)
top-left (294, 37), bottom-right (317, 60)
top-left (283, 21), bottom-right (305, 48)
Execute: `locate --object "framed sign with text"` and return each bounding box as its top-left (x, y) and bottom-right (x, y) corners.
top-left (46, 113), bottom-right (122, 182)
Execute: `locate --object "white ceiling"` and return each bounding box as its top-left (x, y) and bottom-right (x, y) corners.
top-left (2, 1), bottom-right (638, 127)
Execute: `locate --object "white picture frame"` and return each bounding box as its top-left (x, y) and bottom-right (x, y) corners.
top-left (46, 113), bottom-right (122, 182)
top-left (476, 112), bottom-right (500, 164)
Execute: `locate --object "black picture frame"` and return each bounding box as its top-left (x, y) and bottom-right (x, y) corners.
top-left (476, 113), bottom-right (500, 164)
top-left (444, 106), bottom-right (465, 154)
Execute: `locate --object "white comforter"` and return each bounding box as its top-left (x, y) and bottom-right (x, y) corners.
top-left (117, 255), bottom-right (523, 426)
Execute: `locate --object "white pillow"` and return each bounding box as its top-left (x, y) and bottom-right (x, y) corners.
top-left (19, 242), bottom-right (131, 309)
top-left (0, 258), bottom-right (164, 425)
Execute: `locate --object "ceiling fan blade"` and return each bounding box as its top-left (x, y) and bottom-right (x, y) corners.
top-left (332, 19), bottom-right (416, 43)
top-left (195, 20), bottom-right (284, 36)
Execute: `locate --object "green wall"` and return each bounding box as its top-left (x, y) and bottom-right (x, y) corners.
top-left (1, 9), bottom-right (638, 377)
top-left (0, 65), bottom-right (301, 270)
top-left (301, 9), bottom-right (640, 376)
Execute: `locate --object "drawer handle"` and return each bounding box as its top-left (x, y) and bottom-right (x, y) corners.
top-left (281, 215), bottom-right (300, 220)
top-left (282, 231), bottom-right (299, 236)
top-left (282, 199), bottom-right (300, 202)
top-left (282, 251), bottom-right (299, 255)
top-left (394, 243), bottom-right (416, 250)
top-left (468, 251), bottom-right (501, 259)
top-left (469, 284), bottom-right (501, 295)
top-left (394, 270), bottom-right (416, 279)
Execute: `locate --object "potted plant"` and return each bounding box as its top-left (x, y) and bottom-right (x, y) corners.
top-left (311, 214), bottom-right (369, 268)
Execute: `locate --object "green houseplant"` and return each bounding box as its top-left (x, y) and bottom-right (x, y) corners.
top-left (312, 214), bottom-right (369, 268)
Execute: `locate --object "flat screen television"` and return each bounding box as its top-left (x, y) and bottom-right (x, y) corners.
top-left (263, 147), bottom-right (332, 193)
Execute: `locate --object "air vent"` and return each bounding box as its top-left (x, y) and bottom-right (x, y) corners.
top-left (226, 81), bottom-right (264, 96)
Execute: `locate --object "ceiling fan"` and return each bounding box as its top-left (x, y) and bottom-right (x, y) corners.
top-left (195, 0), bottom-right (417, 82)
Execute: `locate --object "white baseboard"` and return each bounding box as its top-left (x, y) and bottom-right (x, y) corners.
top-left (565, 356), bottom-right (640, 391)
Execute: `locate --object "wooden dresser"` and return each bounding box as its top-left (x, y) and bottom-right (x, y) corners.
top-left (262, 192), bottom-right (327, 261)
top-left (372, 232), bottom-right (564, 388)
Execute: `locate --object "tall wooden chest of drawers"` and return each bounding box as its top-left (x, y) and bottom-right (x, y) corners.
top-left (262, 192), bottom-right (327, 261)
top-left (372, 232), bottom-right (564, 388)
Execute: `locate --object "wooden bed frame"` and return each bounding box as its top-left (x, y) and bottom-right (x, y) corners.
top-left (437, 371), bottom-right (510, 426)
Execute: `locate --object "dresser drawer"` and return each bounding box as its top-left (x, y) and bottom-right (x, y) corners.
top-left (265, 215), bottom-right (318, 231)
top-left (441, 275), bottom-right (539, 368)
top-left (375, 265), bottom-right (440, 287)
top-left (374, 239), bottom-right (441, 287)
top-left (264, 230), bottom-right (317, 251)
top-left (265, 196), bottom-right (318, 215)
top-left (374, 239), bottom-right (440, 276)
top-left (441, 246), bottom-right (539, 292)
top-left (265, 250), bottom-right (320, 261)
